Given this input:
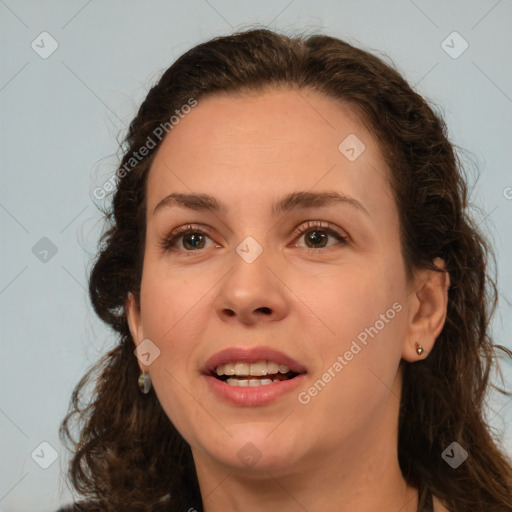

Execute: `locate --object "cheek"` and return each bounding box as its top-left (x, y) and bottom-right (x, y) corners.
top-left (294, 261), bottom-right (406, 417)
top-left (296, 315), bottom-right (405, 451)
top-left (300, 259), bottom-right (405, 346)
top-left (137, 264), bottom-right (218, 440)
top-left (139, 259), bottom-right (210, 344)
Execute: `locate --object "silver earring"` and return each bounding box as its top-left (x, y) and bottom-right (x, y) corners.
top-left (138, 371), bottom-right (152, 394)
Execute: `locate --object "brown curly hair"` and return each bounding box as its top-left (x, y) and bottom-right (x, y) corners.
top-left (59, 27), bottom-right (512, 511)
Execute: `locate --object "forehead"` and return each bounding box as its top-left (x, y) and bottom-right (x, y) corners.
top-left (150, 87), bottom-right (370, 161)
top-left (145, 88), bottom-right (394, 218)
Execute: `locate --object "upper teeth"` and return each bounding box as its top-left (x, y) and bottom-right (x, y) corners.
top-left (215, 361), bottom-right (290, 376)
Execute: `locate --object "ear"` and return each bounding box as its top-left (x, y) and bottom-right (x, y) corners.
top-left (126, 291), bottom-right (147, 372)
top-left (401, 257), bottom-right (450, 362)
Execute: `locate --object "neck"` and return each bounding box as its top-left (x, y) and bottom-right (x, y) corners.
top-left (197, 446), bottom-right (417, 512)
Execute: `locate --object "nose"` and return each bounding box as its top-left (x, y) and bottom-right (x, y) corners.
top-left (214, 246), bottom-right (289, 325)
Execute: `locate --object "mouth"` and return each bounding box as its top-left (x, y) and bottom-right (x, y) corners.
top-left (202, 347), bottom-right (307, 402)
top-left (210, 360), bottom-right (301, 387)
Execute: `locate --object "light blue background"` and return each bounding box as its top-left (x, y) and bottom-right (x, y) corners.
top-left (1, 1), bottom-right (511, 510)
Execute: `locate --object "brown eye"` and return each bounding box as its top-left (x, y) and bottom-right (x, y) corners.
top-left (180, 232), bottom-right (207, 250)
top-left (292, 221), bottom-right (349, 250)
top-left (159, 225), bottom-right (216, 253)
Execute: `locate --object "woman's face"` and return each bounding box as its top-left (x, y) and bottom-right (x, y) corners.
top-left (127, 88), bottom-right (424, 475)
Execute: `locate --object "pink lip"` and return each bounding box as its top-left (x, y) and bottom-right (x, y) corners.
top-left (203, 346), bottom-right (307, 375)
top-left (204, 373), bottom-right (307, 406)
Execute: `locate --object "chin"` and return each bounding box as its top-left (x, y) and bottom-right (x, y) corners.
top-left (202, 430), bottom-right (303, 474)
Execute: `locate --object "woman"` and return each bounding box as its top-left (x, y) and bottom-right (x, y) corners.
top-left (58, 28), bottom-right (512, 511)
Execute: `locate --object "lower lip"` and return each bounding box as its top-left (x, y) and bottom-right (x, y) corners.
top-left (204, 373), bottom-right (307, 406)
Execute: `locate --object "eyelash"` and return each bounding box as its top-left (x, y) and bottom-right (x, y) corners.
top-left (159, 221), bottom-right (349, 255)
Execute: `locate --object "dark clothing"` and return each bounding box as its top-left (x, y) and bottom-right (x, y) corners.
top-left (56, 503), bottom-right (101, 512)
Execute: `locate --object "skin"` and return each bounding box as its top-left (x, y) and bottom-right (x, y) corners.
top-left (126, 88), bottom-right (450, 512)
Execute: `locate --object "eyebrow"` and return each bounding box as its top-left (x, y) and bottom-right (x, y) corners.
top-left (152, 191), bottom-right (370, 217)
